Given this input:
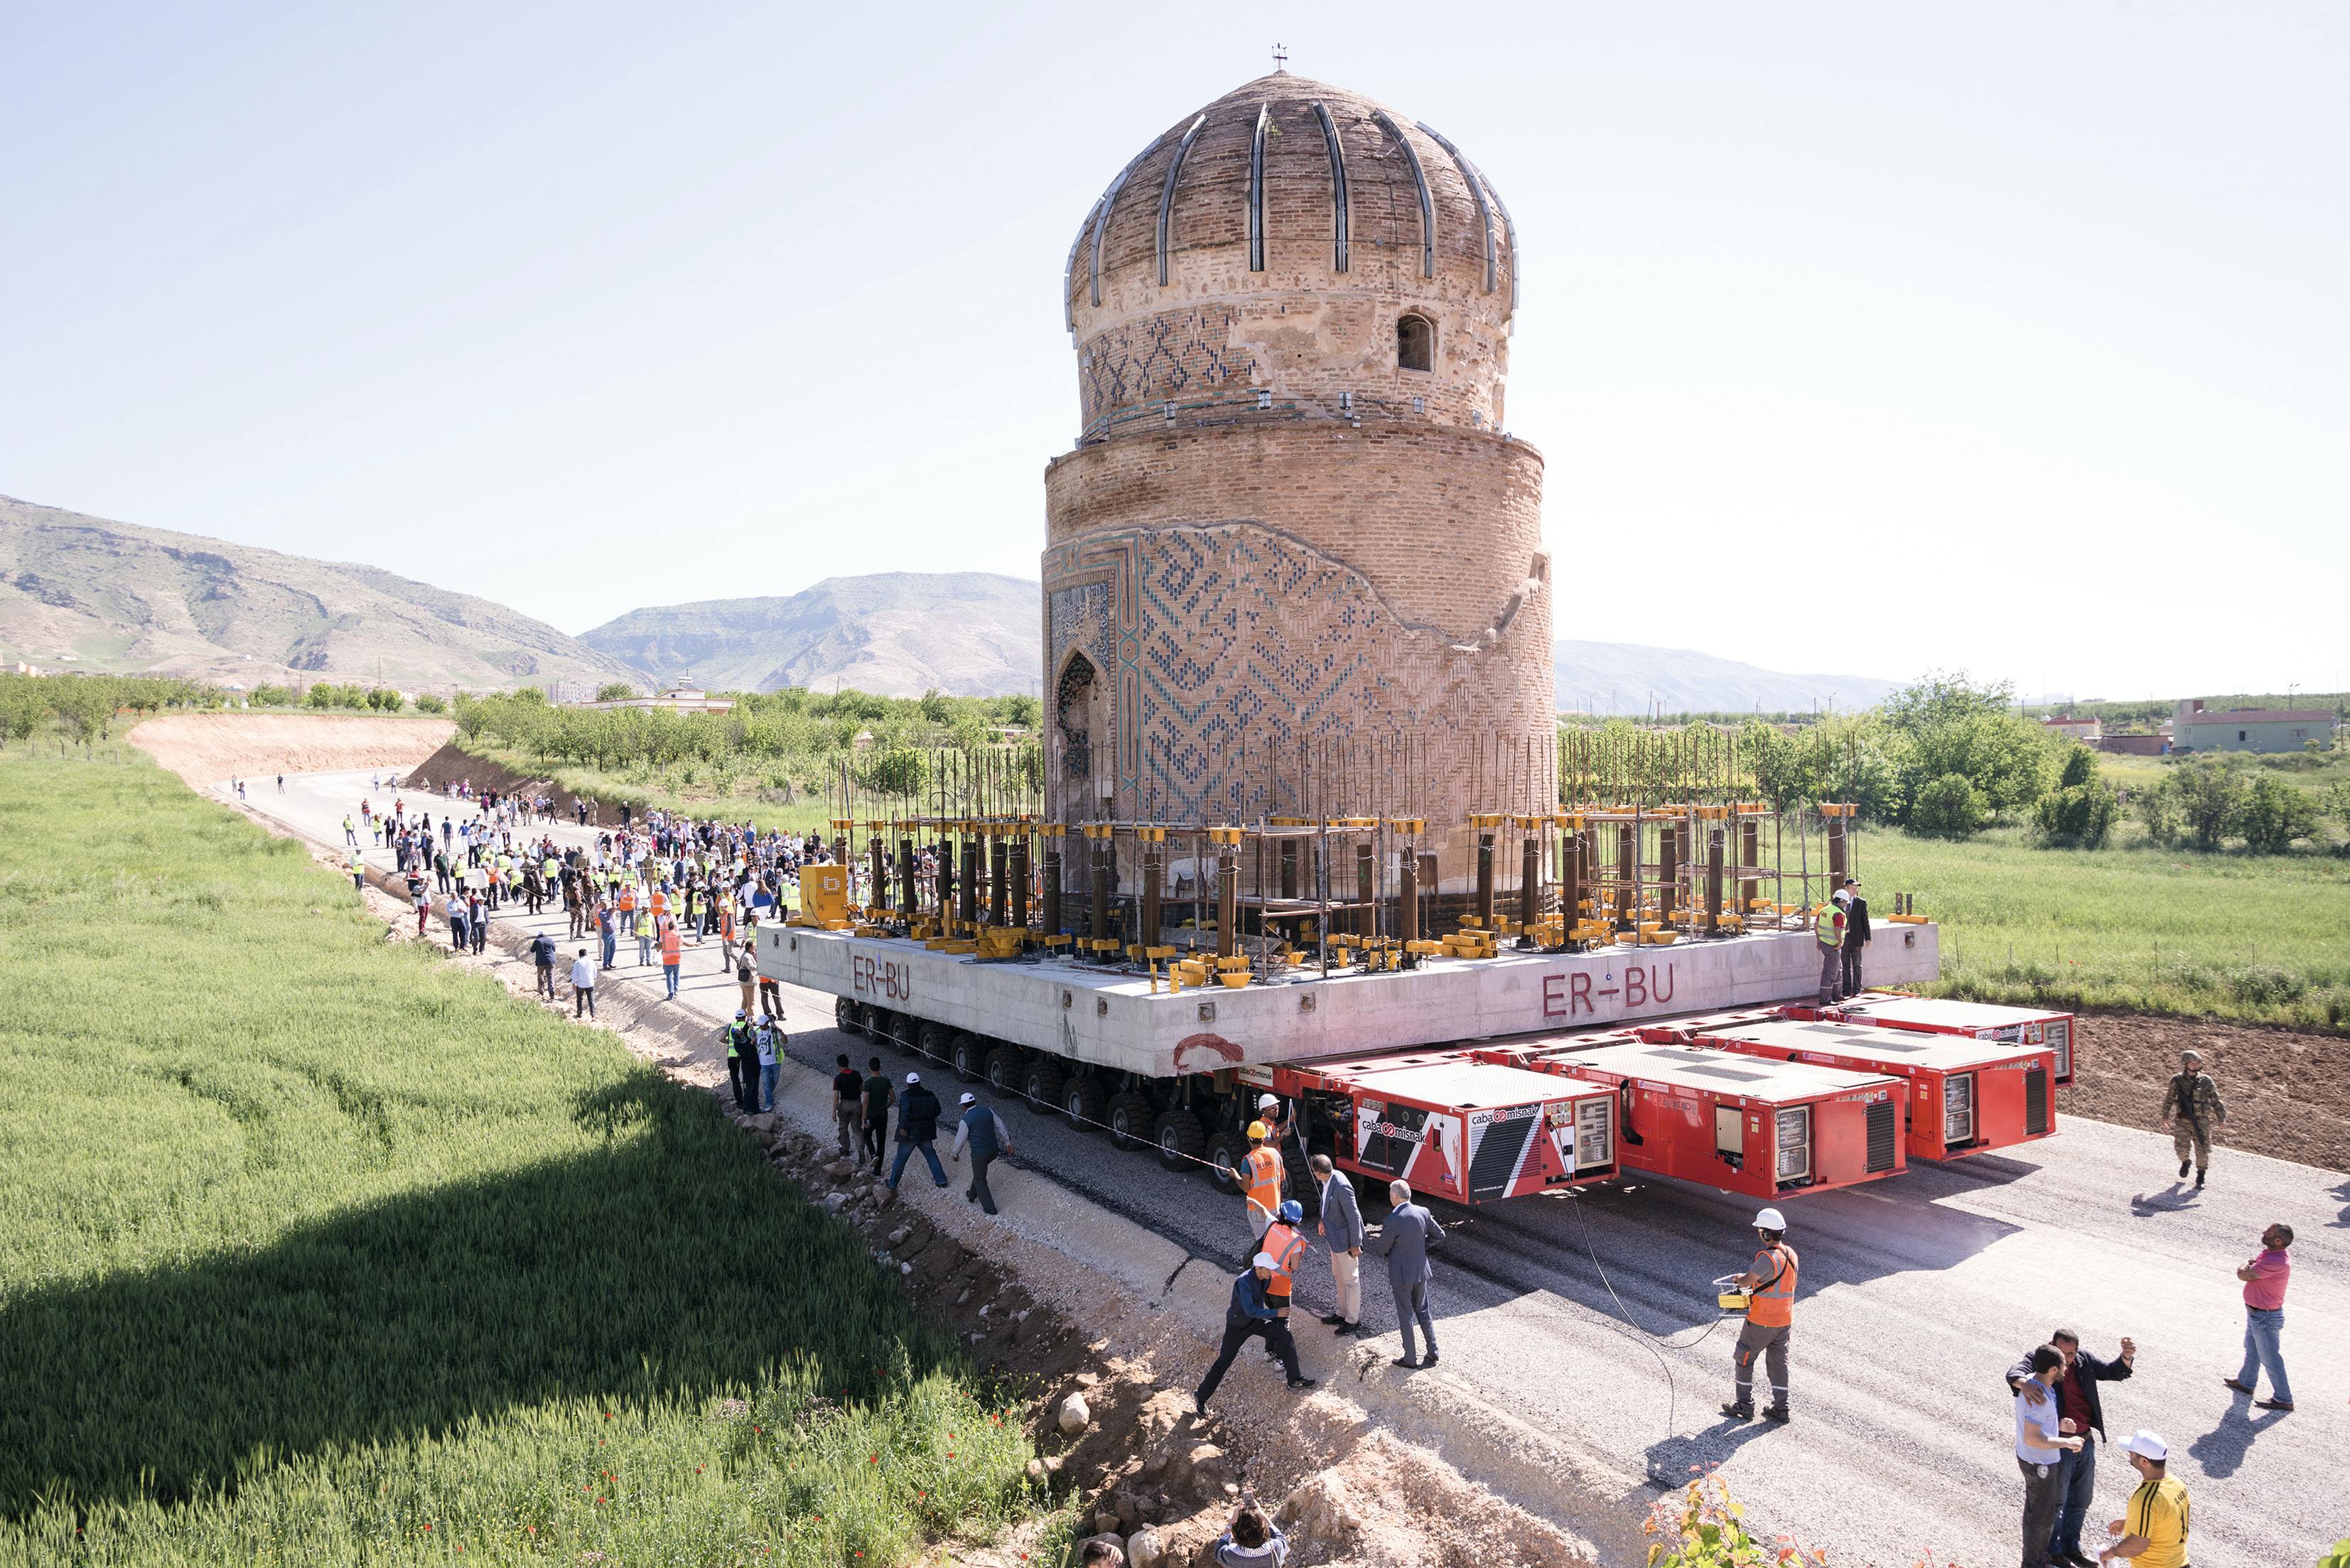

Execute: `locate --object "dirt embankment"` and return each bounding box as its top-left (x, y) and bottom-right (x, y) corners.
top-left (128, 713), bottom-right (453, 787)
top-left (401, 740), bottom-right (632, 826)
top-left (2068, 1010), bottom-right (2349, 1172)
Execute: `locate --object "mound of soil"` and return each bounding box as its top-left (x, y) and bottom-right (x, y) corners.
top-left (2069, 1010), bottom-right (2349, 1172)
top-left (129, 713), bottom-right (453, 786)
top-left (401, 741), bottom-right (633, 827)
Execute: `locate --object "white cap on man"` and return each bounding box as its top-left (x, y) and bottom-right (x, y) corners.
top-left (1251, 1252), bottom-right (1278, 1270)
top-left (959, 1092), bottom-right (976, 1105)
top-left (905, 1071), bottom-right (920, 1086)
top-left (2114, 1430), bottom-right (2167, 1462)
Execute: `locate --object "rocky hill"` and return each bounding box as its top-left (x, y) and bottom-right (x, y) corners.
top-left (579, 573), bottom-right (1040, 698)
top-left (0, 496), bottom-right (636, 693)
top-left (1554, 638), bottom-right (1897, 716)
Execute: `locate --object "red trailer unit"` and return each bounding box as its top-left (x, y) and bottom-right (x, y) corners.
top-left (1789, 994), bottom-right (2077, 1085)
top-left (1472, 1038), bottom-right (1905, 1199)
top-left (1681, 1017), bottom-right (2057, 1161)
top-left (1260, 1054), bottom-right (1620, 1206)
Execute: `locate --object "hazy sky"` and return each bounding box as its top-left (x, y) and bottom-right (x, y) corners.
top-left (4, 3), bottom-right (2344, 700)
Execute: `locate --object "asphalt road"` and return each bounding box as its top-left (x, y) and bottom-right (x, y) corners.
top-left (243, 769), bottom-right (2347, 1567)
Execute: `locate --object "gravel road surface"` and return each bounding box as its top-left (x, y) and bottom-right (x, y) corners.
top-left (242, 769), bottom-right (2347, 1567)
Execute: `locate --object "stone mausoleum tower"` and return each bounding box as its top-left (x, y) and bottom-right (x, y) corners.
top-left (1042, 70), bottom-right (1554, 861)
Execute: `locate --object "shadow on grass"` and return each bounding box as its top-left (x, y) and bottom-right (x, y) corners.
top-left (0, 1070), bottom-right (950, 1520)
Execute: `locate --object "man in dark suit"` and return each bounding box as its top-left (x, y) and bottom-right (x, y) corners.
top-left (1370, 1179), bottom-right (1445, 1368)
top-left (1310, 1155), bottom-right (1364, 1336)
top-left (1838, 877), bottom-right (1870, 998)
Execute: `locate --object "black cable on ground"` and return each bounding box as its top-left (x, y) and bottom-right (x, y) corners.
top-left (1564, 1189), bottom-right (1725, 1486)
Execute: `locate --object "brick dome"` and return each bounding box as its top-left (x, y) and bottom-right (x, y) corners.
top-left (1062, 72), bottom-right (1521, 442)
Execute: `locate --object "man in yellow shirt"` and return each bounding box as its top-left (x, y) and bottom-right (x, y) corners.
top-left (2098, 1429), bottom-right (2187, 1568)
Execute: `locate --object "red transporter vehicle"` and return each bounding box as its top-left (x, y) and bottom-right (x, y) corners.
top-left (1245, 1053), bottom-right (1622, 1206)
top-left (1664, 1017), bottom-right (2057, 1162)
top-left (1789, 994), bottom-right (2077, 1085)
top-left (1472, 1037), bottom-right (1906, 1199)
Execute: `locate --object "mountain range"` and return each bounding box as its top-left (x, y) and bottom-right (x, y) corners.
top-left (0, 496), bottom-right (634, 692)
top-left (578, 575), bottom-right (1037, 698)
top-left (2, 497), bottom-right (1897, 710)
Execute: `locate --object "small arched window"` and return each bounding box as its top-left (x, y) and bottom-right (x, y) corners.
top-left (1397, 314), bottom-right (1434, 372)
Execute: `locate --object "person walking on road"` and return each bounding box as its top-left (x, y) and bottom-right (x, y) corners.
top-left (595, 900), bottom-right (617, 970)
top-left (634, 904), bottom-right (655, 968)
top-left (861, 1056), bottom-right (893, 1175)
top-left (735, 940), bottom-right (758, 1019)
top-left (344, 814), bottom-right (357, 847)
top-left (2008, 1330), bottom-right (2138, 1566)
top-left (1838, 875), bottom-right (1870, 997)
top-left (831, 1054), bottom-right (864, 1155)
top-left (1192, 1255), bottom-right (1315, 1414)
top-left (886, 1072), bottom-right (949, 1196)
top-left (1241, 1120), bottom-right (1283, 1240)
top-left (414, 885), bottom-right (431, 937)
top-left (949, 1091), bottom-right (1013, 1215)
top-left (348, 850), bottom-right (365, 892)
top-left (2015, 1345), bottom-right (2086, 1568)
top-left (2159, 1051), bottom-right (2226, 1190)
top-left (1310, 1155), bottom-right (1364, 1336)
top-left (531, 931), bottom-right (557, 1000)
top-left (2098, 1430), bottom-right (2188, 1568)
top-left (468, 890), bottom-right (487, 955)
top-left (721, 1012), bottom-right (758, 1115)
top-left (1371, 1179), bottom-right (1445, 1370)
top-left (570, 948), bottom-right (598, 1018)
top-left (1814, 892), bottom-right (1846, 1005)
top-left (1723, 1206), bottom-right (1798, 1423)
top-left (2223, 1222), bottom-right (2294, 1412)
top-left (659, 918), bottom-right (682, 999)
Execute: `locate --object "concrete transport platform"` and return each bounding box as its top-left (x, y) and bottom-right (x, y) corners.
top-left (757, 920), bottom-right (1941, 1078)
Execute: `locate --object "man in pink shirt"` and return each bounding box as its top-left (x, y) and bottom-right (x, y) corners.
top-left (2223, 1222), bottom-right (2294, 1411)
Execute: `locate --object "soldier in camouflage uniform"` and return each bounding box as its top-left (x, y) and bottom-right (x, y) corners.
top-left (2160, 1049), bottom-right (2227, 1190)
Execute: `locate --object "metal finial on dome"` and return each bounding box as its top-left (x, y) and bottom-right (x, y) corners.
top-left (1271, 43), bottom-right (1288, 72)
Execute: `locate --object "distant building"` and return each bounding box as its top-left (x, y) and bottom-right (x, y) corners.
top-left (581, 686), bottom-right (736, 715)
top-left (2172, 699), bottom-right (2336, 754)
top-left (2040, 715), bottom-right (2103, 745)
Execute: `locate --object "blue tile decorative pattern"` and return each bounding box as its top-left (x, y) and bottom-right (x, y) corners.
top-left (1079, 308), bottom-right (1253, 423)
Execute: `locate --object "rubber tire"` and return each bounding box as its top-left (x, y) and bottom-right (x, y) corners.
top-left (918, 1022), bottom-right (953, 1061)
top-left (1107, 1093), bottom-right (1155, 1152)
top-left (1202, 1125), bottom-right (1248, 1194)
top-left (950, 1032), bottom-right (986, 1083)
top-left (867, 1008), bottom-right (895, 1044)
top-left (986, 1047), bottom-right (1021, 1096)
top-left (835, 996), bottom-right (865, 1037)
top-left (892, 1012), bottom-right (922, 1050)
top-left (1062, 1076), bottom-right (1109, 1135)
top-left (1153, 1110), bottom-right (1206, 1174)
top-left (1023, 1058), bottom-right (1064, 1112)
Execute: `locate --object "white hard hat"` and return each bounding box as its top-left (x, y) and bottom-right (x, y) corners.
top-left (1257, 1093), bottom-right (1280, 1109)
top-left (1755, 1207), bottom-right (1787, 1231)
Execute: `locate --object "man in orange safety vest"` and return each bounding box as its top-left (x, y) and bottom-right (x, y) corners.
top-left (1724, 1206), bottom-right (1799, 1423)
top-left (1241, 1120), bottom-right (1284, 1240)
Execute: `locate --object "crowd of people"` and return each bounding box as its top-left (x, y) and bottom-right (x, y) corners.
top-left (325, 775), bottom-right (2307, 1568)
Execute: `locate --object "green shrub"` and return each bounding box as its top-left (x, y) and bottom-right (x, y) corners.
top-left (596, 682), bottom-right (639, 702)
top-left (2058, 745), bottom-right (2096, 788)
top-left (2238, 774), bottom-right (2319, 853)
top-left (2170, 759), bottom-right (2249, 850)
top-left (412, 693), bottom-right (446, 714)
top-left (2034, 781), bottom-right (2120, 848)
top-left (1912, 772), bottom-right (1986, 837)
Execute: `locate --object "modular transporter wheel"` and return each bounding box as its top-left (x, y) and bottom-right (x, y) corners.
top-left (1022, 1059), bottom-right (1064, 1112)
top-left (1106, 1093), bottom-right (1153, 1150)
top-left (985, 1047), bottom-right (1020, 1096)
top-left (1153, 1110), bottom-right (1204, 1174)
top-left (834, 996), bottom-right (865, 1036)
top-left (1061, 1076), bottom-right (1108, 1135)
top-left (917, 1022), bottom-right (952, 1061)
top-left (950, 1032), bottom-right (986, 1083)
top-left (1202, 1126), bottom-right (1247, 1194)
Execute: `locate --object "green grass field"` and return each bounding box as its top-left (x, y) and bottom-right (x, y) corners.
top-left (0, 752), bottom-right (1041, 1564)
top-left (1856, 826), bottom-right (2350, 1029)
